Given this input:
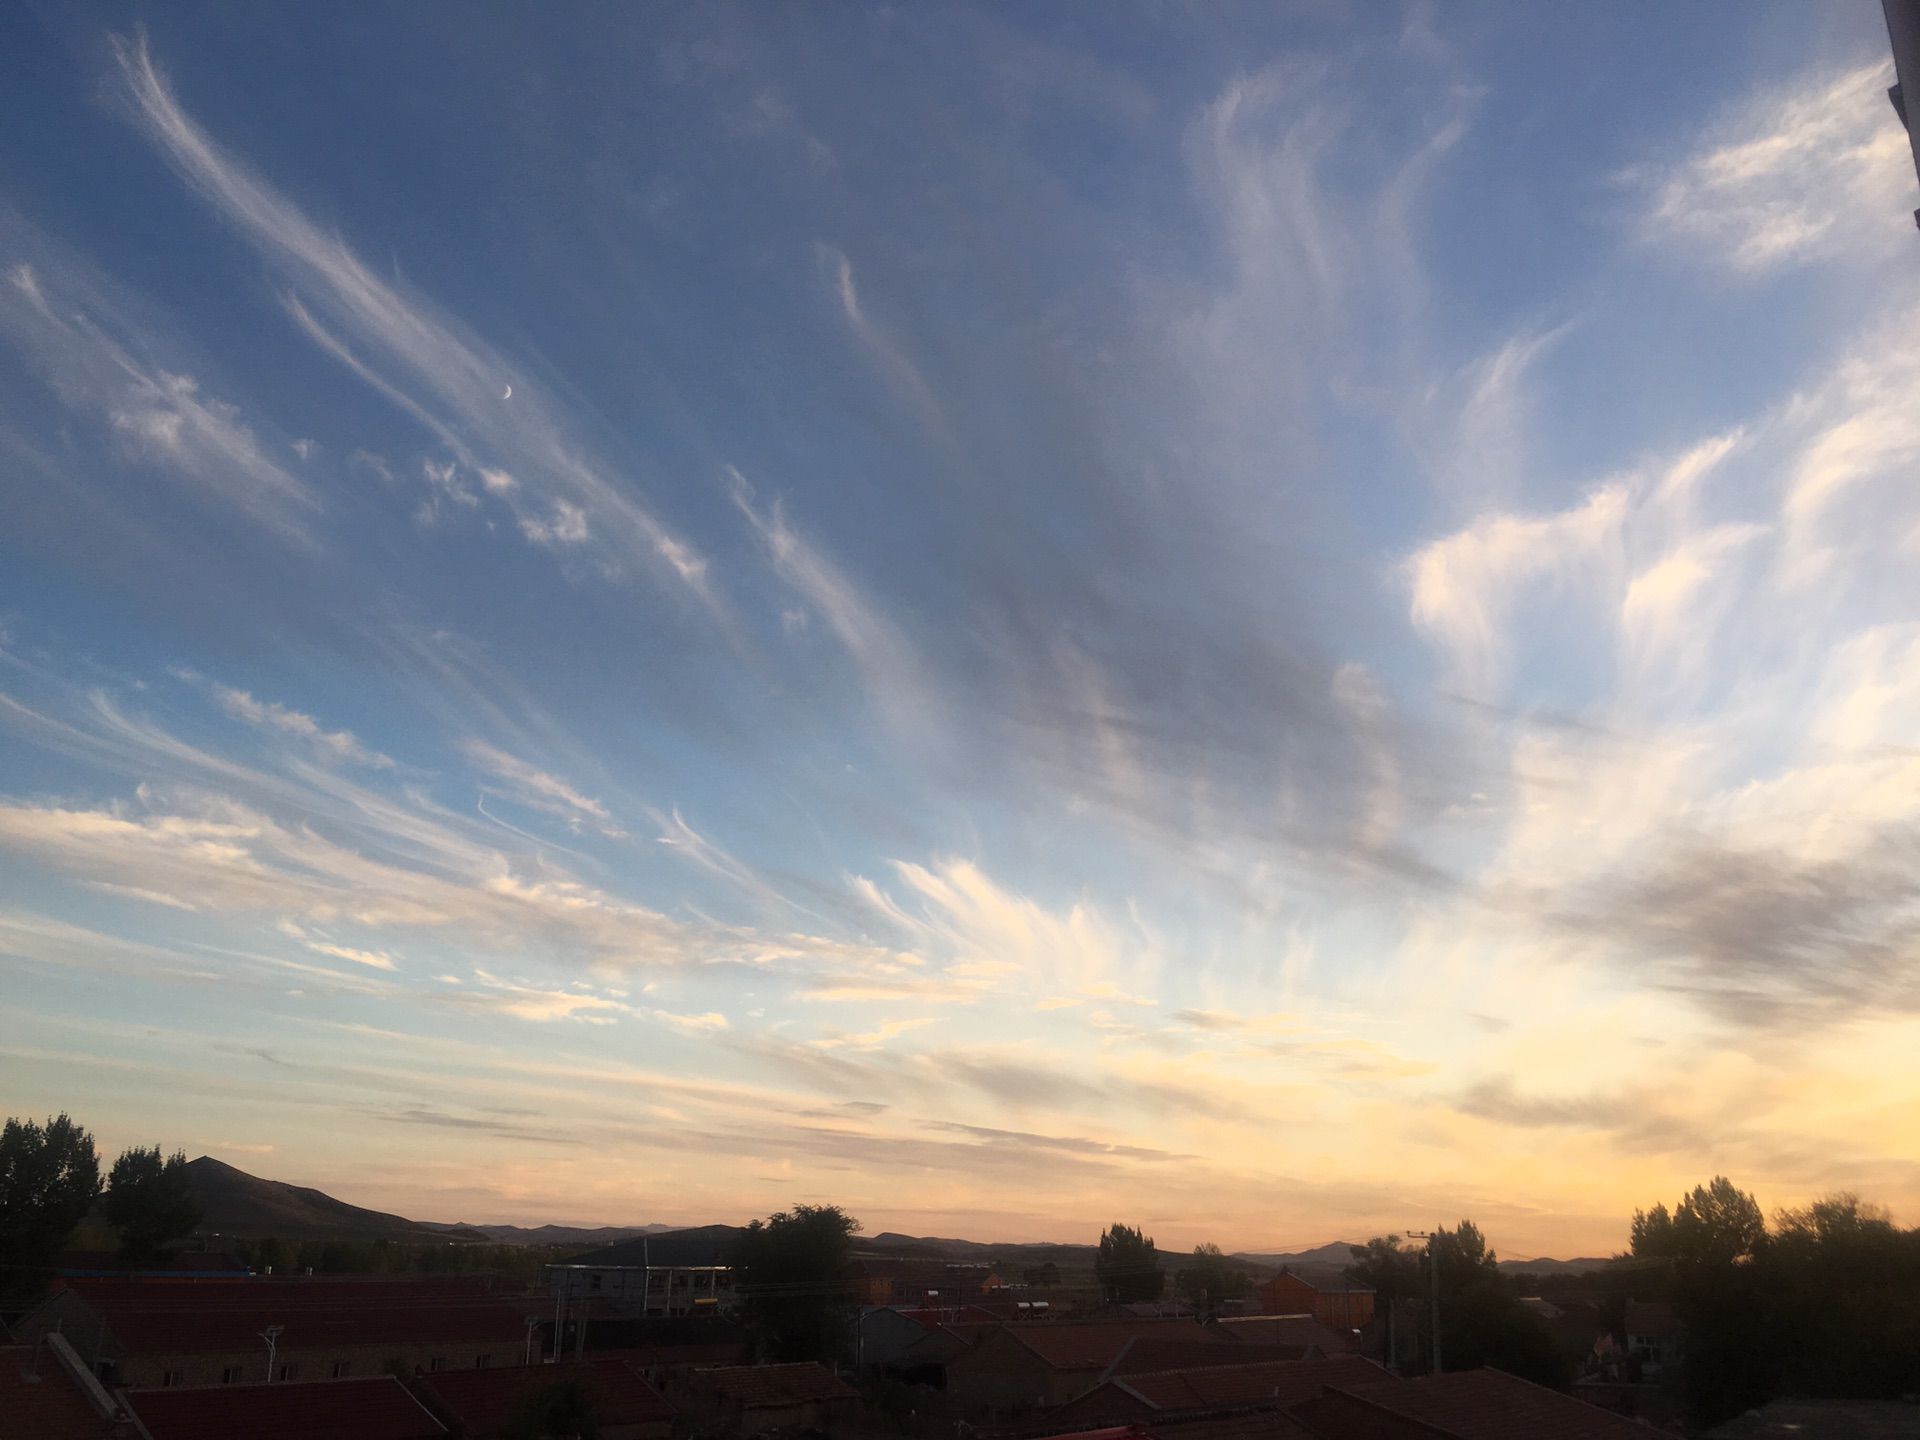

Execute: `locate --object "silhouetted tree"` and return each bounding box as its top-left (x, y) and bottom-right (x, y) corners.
top-left (1022, 1261), bottom-right (1060, 1286)
top-left (1348, 1222), bottom-right (1560, 1385)
top-left (1096, 1222), bottom-right (1164, 1302)
top-left (0, 1113), bottom-right (99, 1304)
top-left (506, 1380), bottom-right (599, 1439)
top-left (1178, 1242), bottom-right (1247, 1307)
top-left (105, 1146), bottom-right (201, 1263)
top-left (730, 1204), bottom-right (860, 1363)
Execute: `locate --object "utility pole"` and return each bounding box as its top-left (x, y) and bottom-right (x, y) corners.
top-left (1406, 1231), bottom-right (1442, 1375)
top-left (259, 1325), bottom-right (282, 1383)
top-left (524, 1316), bottom-right (539, 1367)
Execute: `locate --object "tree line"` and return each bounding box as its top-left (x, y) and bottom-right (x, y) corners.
top-left (1, 1113), bottom-right (201, 1306)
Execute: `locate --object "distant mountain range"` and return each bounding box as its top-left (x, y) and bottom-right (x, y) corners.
top-left (183, 1156), bottom-right (1615, 1275)
top-left (185, 1157), bottom-right (493, 1245)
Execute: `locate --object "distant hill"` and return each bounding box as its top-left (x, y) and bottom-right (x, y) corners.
top-left (1497, 1255), bottom-right (1614, 1277)
top-left (185, 1157), bottom-right (489, 1245)
top-left (434, 1222), bottom-right (680, 1247)
top-left (1231, 1241), bottom-right (1363, 1272)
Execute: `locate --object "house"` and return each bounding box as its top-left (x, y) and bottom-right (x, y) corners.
top-left (849, 1257), bottom-right (1005, 1306)
top-left (858, 1304), bottom-right (1004, 1371)
top-left (1623, 1299), bottom-right (1683, 1378)
top-left (1290, 1366), bottom-right (1654, 1439)
top-left (124, 1376), bottom-right (447, 1440)
top-left (0, 1336), bottom-right (137, 1439)
top-left (1255, 1271), bottom-right (1376, 1332)
top-left (16, 1277), bottom-right (540, 1389)
top-left (415, 1358), bottom-right (675, 1440)
top-left (546, 1227), bottom-right (737, 1318)
top-left (1108, 1336), bottom-right (1316, 1375)
top-left (1210, 1314), bottom-right (1358, 1356)
top-left (945, 1321), bottom-right (1246, 1413)
top-left (1044, 1356), bottom-right (1396, 1429)
top-left (680, 1362), bottom-right (859, 1435)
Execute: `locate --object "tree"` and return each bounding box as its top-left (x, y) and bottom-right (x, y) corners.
top-left (1672, 1177), bottom-right (1764, 1270)
top-left (105, 1146), bottom-right (201, 1263)
top-left (730, 1204), bottom-right (860, 1363)
top-left (1096, 1223), bottom-right (1163, 1303)
top-left (1178, 1242), bottom-right (1247, 1307)
top-left (0, 1113), bottom-right (100, 1303)
top-left (1346, 1234), bottom-right (1422, 1303)
top-left (1023, 1261), bottom-right (1060, 1286)
top-left (506, 1380), bottom-right (598, 1440)
top-left (1630, 1201), bottom-right (1678, 1260)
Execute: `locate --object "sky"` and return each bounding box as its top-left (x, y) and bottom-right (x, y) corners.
top-left (2, 3), bottom-right (1918, 1260)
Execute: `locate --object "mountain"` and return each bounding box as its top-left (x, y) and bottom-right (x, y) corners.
top-left (185, 1157), bottom-right (490, 1244)
top-left (1231, 1241), bottom-right (1363, 1272)
top-left (1496, 1255), bottom-right (1614, 1277)
top-left (431, 1222), bottom-right (681, 1247)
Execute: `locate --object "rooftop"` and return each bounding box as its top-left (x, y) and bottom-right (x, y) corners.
top-left (124, 1376), bottom-right (446, 1440)
top-left (699, 1362), bottom-right (860, 1408)
top-left (417, 1358), bottom-right (673, 1433)
top-left (1298, 1368), bottom-right (1652, 1440)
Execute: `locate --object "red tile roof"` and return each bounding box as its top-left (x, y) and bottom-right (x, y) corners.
top-left (1118, 1357), bottom-right (1396, 1412)
top-left (892, 1305), bottom-right (1005, 1328)
top-left (700, 1362), bottom-right (859, 1408)
top-left (1306, 1369), bottom-right (1653, 1440)
top-left (417, 1358), bottom-right (673, 1433)
top-left (1150, 1412), bottom-right (1319, 1440)
top-left (1008, 1323), bottom-right (1242, 1371)
top-left (0, 1347), bottom-right (120, 1440)
top-left (125, 1376), bottom-right (446, 1440)
top-left (1214, 1316), bottom-right (1357, 1352)
top-left (1108, 1339), bottom-right (1310, 1376)
top-left (57, 1278), bottom-right (538, 1355)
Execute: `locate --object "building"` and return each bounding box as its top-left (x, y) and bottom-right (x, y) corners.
top-left (415, 1358), bottom-right (675, 1440)
top-left (1044, 1356), bottom-right (1395, 1429)
top-left (124, 1376), bottom-right (447, 1440)
top-left (679, 1362), bottom-right (860, 1435)
top-left (945, 1321), bottom-right (1248, 1413)
top-left (849, 1257), bottom-right (1004, 1306)
top-left (1623, 1299), bottom-right (1683, 1378)
top-left (1289, 1367), bottom-right (1652, 1439)
top-left (16, 1277), bottom-right (541, 1390)
top-left (546, 1227), bottom-right (737, 1318)
top-left (0, 1337), bottom-right (137, 1439)
top-left (858, 1303), bottom-right (1005, 1371)
top-left (1255, 1271), bottom-right (1375, 1332)
top-left (1211, 1314), bottom-right (1358, 1356)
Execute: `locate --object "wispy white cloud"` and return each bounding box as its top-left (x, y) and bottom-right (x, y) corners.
top-left (110, 32), bottom-right (714, 602)
top-left (213, 684), bottom-right (393, 769)
top-left (0, 250), bottom-right (320, 540)
top-left (1637, 59), bottom-right (1910, 272)
top-left (459, 739), bottom-right (624, 838)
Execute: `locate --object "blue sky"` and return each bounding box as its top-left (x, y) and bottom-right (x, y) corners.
top-left (2, 2), bottom-right (1918, 1255)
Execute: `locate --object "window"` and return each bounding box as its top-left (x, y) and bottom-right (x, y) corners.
top-left (221, 1366), bottom-right (241, 1384)
top-left (332, 1360), bottom-right (351, 1379)
top-left (429, 1357), bottom-right (447, 1372)
top-left (590, 1273), bottom-right (602, 1291)
top-left (278, 1362), bottom-right (296, 1382)
top-left (476, 1355), bottom-right (492, 1369)
top-left (161, 1370), bottom-right (183, 1388)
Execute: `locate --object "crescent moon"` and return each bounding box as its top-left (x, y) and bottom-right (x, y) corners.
top-left (501, 384), bottom-right (512, 400)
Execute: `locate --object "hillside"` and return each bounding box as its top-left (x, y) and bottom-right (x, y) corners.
top-left (185, 1157), bottom-right (490, 1244)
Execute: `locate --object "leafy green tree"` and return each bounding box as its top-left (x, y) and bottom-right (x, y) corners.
top-left (730, 1203), bottom-right (861, 1363)
top-left (105, 1146), bottom-right (201, 1263)
top-left (1349, 1222), bottom-right (1559, 1383)
top-left (0, 1113), bottom-right (100, 1303)
top-left (1096, 1222), bottom-right (1164, 1303)
top-left (1630, 1201), bottom-right (1678, 1260)
top-left (1178, 1242), bottom-right (1247, 1307)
